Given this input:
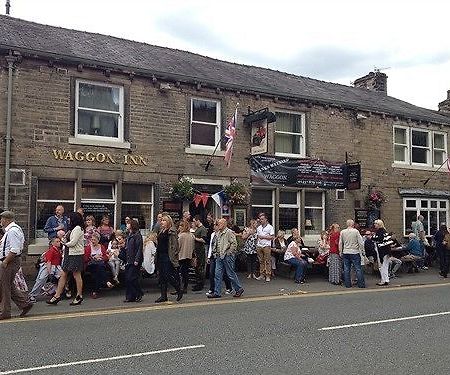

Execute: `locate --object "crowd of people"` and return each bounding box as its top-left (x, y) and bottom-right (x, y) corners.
top-left (1, 205), bottom-right (449, 319)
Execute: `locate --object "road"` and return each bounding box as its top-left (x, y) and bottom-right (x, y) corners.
top-left (1, 284), bottom-right (449, 375)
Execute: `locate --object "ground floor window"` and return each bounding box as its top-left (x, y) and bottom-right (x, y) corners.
top-left (250, 188), bottom-right (325, 236)
top-left (36, 180), bottom-right (75, 238)
top-left (250, 189), bottom-right (274, 224)
top-left (81, 182), bottom-right (116, 228)
top-left (305, 192), bottom-right (325, 235)
top-left (36, 179), bottom-right (153, 238)
top-left (403, 197), bottom-right (448, 235)
top-left (121, 183), bottom-right (154, 235)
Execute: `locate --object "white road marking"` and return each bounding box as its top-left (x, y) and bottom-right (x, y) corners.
top-left (0, 345), bottom-right (206, 374)
top-left (319, 311), bottom-right (450, 331)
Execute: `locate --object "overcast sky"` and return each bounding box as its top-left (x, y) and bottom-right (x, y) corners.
top-left (6, 0), bottom-right (450, 110)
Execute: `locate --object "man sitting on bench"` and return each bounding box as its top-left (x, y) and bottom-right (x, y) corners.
top-left (401, 233), bottom-right (425, 273)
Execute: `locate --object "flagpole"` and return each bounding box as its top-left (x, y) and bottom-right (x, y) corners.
top-left (422, 157), bottom-right (449, 186)
top-left (204, 103), bottom-right (239, 171)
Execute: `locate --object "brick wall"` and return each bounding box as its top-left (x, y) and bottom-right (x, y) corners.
top-left (1, 56), bottom-right (449, 246)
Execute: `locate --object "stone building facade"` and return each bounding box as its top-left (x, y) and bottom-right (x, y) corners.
top-left (1, 15), bottom-right (450, 257)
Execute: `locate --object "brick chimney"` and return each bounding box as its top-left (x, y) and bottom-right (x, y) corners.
top-left (353, 71), bottom-right (387, 94)
top-left (438, 90), bottom-right (450, 114)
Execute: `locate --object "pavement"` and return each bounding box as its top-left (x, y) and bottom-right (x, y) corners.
top-left (12, 264), bottom-right (450, 319)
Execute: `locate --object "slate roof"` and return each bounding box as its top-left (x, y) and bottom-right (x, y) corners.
top-left (1, 15), bottom-right (449, 125)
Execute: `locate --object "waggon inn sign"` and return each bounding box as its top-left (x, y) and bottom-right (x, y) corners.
top-left (52, 149), bottom-right (148, 166)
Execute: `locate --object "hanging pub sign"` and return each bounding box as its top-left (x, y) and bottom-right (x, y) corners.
top-left (250, 118), bottom-right (268, 155)
top-left (343, 163), bottom-right (361, 190)
top-left (250, 155), bottom-right (346, 189)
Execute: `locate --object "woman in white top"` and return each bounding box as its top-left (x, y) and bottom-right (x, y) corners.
top-left (284, 238), bottom-right (308, 284)
top-left (47, 212), bottom-right (85, 306)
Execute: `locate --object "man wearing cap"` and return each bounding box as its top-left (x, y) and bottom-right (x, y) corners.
top-left (0, 211), bottom-right (33, 320)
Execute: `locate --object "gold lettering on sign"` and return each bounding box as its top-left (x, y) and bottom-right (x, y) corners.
top-left (85, 152), bottom-right (95, 162)
top-left (106, 154), bottom-right (116, 164)
top-left (64, 151), bottom-right (74, 161)
top-left (138, 156), bottom-right (148, 166)
top-left (52, 149), bottom-right (145, 166)
top-left (74, 151), bottom-right (84, 161)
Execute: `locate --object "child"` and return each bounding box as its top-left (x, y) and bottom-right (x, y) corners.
top-left (108, 239), bottom-right (121, 284)
top-left (29, 237), bottom-right (63, 303)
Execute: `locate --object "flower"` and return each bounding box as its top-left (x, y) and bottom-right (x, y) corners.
top-left (170, 177), bottom-right (194, 201)
top-left (223, 181), bottom-right (249, 206)
top-left (365, 190), bottom-right (385, 209)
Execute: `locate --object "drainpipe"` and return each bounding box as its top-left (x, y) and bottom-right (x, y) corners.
top-left (4, 52), bottom-right (16, 210)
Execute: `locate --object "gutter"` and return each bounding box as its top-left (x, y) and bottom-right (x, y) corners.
top-left (4, 52), bottom-right (16, 210)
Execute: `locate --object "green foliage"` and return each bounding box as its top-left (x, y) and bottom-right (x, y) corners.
top-left (224, 181), bottom-right (249, 206)
top-left (170, 176), bottom-right (194, 201)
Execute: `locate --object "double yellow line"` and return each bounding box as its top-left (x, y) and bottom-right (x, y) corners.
top-left (2, 282), bottom-right (449, 324)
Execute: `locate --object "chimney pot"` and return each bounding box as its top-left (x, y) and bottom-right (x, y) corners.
top-left (353, 71), bottom-right (387, 94)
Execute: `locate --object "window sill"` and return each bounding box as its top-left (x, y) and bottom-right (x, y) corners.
top-left (275, 153), bottom-right (305, 159)
top-left (69, 137), bottom-right (131, 150)
top-left (391, 163), bottom-right (447, 172)
top-left (185, 147), bottom-right (225, 156)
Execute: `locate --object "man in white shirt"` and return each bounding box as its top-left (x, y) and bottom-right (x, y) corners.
top-left (339, 219), bottom-right (365, 288)
top-left (255, 213), bottom-right (275, 282)
top-left (0, 211), bottom-right (33, 320)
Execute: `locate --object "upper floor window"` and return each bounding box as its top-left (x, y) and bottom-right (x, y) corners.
top-left (75, 80), bottom-right (124, 141)
top-left (190, 98), bottom-right (221, 149)
top-left (393, 126), bottom-right (447, 167)
top-left (275, 111), bottom-right (305, 157)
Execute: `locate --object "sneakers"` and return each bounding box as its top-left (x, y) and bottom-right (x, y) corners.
top-left (205, 290), bottom-right (213, 295)
top-left (255, 276), bottom-right (264, 281)
top-left (233, 288), bottom-right (244, 298)
top-left (421, 266), bottom-right (429, 270)
top-left (265, 276), bottom-right (271, 282)
top-left (252, 274), bottom-right (258, 279)
top-left (206, 293), bottom-right (221, 299)
top-left (247, 274), bottom-right (252, 279)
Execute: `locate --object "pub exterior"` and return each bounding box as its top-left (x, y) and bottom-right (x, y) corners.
top-left (1, 15), bottom-right (450, 259)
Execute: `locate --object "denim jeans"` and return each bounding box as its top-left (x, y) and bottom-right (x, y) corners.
top-left (209, 257), bottom-right (231, 292)
top-left (214, 255), bottom-right (242, 296)
top-left (343, 253), bottom-right (365, 288)
top-left (287, 257), bottom-right (307, 282)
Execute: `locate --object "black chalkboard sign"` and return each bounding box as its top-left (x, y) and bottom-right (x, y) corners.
top-left (354, 209), bottom-right (369, 228)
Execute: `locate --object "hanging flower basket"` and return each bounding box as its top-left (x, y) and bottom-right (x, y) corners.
top-left (365, 189), bottom-right (385, 209)
top-left (170, 177), bottom-right (194, 201)
top-left (223, 181), bottom-right (249, 206)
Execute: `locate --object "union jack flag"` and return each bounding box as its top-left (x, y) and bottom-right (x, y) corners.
top-left (224, 107), bottom-right (237, 167)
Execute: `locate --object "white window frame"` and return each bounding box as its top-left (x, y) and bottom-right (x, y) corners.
top-left (411, 129), bottom-right (432, 167)
top-left (274, 110), bottom-right (306, 158)
top-left (122, 184), bottom-right (154, 236)
top-left (304, 191), bottom-right (325, 236)
top-left (75, 79), bottom-right (124, 142)
top-left (189, 98), bottom-right (221, 150)
top-left (279, 190), bottom-right (301, 234)
top-left (433, 131), bottom-right (448, 168)
top-left (393, 126), bottom-right (447, 168)
top-left (250, 188), bottom-right (275, 225)
top-left (403, 197), bottom-right (449, 236)
top-left (393, 125), bottom-right (410, 165)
